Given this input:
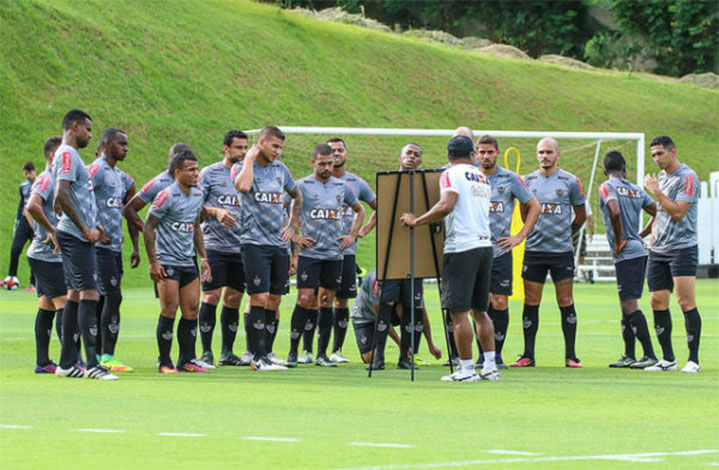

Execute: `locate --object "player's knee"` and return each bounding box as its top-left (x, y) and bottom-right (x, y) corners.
top-left (251, 292), bottom-right (270, 307)
top-left (649, 292), bottom-right (669, 310)
top-left (492, 296), bottom-right (508, 311)
top-left (161, 304), bottom-right (179, 317)
top-left (676, 296), bottom-right (695, 312)
top-left (267, 293), bottom-right (281, 310)
top-left (202, 290), bottom-right (221, 305)
top-left (223, 290), bottom-right (242, 308)
top-left (361, 351), bottom-right (372, 364)
top-left (334, 298), bottom-right (348, 308)
top-left (297, 292), bottom-right (313, 309)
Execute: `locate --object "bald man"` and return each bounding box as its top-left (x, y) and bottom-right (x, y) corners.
top-left (511, 138), bottom-right (586, 368)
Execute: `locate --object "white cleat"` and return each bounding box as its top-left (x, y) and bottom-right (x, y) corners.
top-left (441, 367), bottom-right (480, 382)
top-left (195, 358), bottom-right (216, 370)
top-left (239, 350), bottom-right (253, 366)
top-left (297, 351), bottom-right (314, 364)
top-left (480, 368), bottom-right (500, 381)
top-left (680, 361), bottom-right (701, 373)
top-left (251, 357), bottom-right (288, 371)
top-left (85, 366), bottom-right (118, 380)
top-left (329, 352), bottom-right (350, 363)
top-left (267, 352), bottom-right (287, 366)
top-left (644, 359), bottom-right (677, 371)
top-left (55, 366), bottom-right (85, 378)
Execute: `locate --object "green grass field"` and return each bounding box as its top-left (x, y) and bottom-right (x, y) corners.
top-left (1, 280), bottom-right (717, 469)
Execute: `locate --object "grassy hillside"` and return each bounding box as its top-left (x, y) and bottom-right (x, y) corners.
top-left (1, 0), bottom-right (717, 288)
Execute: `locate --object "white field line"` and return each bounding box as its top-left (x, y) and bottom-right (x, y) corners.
top-left (349, 442), bottom-right (415, 448)
top-left (74, 428), bottom-right (125, 433)
top-left (157, 432), bottom-right (206, 437)
top-left (484, 450), bottom-right (542, 456)
top-left (241, 436), bottom-right (302, 442)
top-left (333, 449), bottom-right (719, 469)
top-left (0, 424), bottom-right (32, 429)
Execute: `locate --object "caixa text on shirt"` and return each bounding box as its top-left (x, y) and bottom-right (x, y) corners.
top-left (254, 192), bottom-right (282, 204)
top-left (171, 221), bottom-right (195, 233)
top-left (310, 208), bottom-right (341, 220)
top-left (105, 197), bottom-right (123, 209)
top-left (217, 194), bottom-right (240, 206)
top-left (541, 203), bottom-right (562, 215)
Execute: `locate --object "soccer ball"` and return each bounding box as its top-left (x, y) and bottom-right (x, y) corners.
top-left (3, 276), bottom-right (19, 290)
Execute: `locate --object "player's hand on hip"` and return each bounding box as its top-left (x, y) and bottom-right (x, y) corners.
top-left (130, 250), bottom-right (141, 269)
top-left (615, 239), bottom-right (628, 258)
top-left (292, 233), bottom-right (315, 249)
top-left (96, 224), bottom-right (112, 245)
top-left (150, 261), bottom-right (166, 282)
top-left (400, 213), bottom-right (416, 227)
top-left (497, 234), bottom-right (522, 251)
top-left (338, 235), bottom-right (356, 250)
top-left (216, 209), bottom-right (236, 227)
top-left (83, 227), bottom-right (101, 243)
top-left (200, 259), bottom-right (212, 283)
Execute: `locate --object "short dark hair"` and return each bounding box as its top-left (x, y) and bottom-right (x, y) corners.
top-left (604, 151), bottom-right (626, 172)
top-left (326, 137), bottom-right (346, 149)
top-left (23, 161), bottom-right (35, 172)
top-left (312, 143), bottom-right (333, 159)
top-left (62, 109), bottom-right (91, 130)
top-left (223, 129), bottom-right (248, 148)
top-left (169, 143), bottom-right (192, 159)
top-left (168, 150), bottom-right (197, 177)
top-left (43, 136), bottom-right (62, 159)
top-left (402, 142), bottom-right (422, 155)
top-left (477, 135), bottom-right (499, 150)
top-left (447, 136), bottom-right (474, 161)
top-left (650, 135), bottom-right (675, 150)
top-left (259, 126), bottom-right (285, 141)
top-left (100, 128), bottom-right (126, 151)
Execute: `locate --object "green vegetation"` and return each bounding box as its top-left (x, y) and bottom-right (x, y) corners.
top-left (1, 0), bottom-right (717, 288)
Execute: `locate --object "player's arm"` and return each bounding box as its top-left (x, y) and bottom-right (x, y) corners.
top-left (339, 201), bottom-right (366, 250)
top-left (203, 206), bottom-right (236, 227)
top-left (286, 186), bottom-right (314, 248)
top-left (54, 180), bottom-right (101, 243)
top-left (498, 197), bottom-right (540, 252)
top-left (643, 174), bottom-right (692, 221)
top-left (605, 199), bottom-right (627, 258)
top-left (235, 146), bottom-right (258, 194)
top-left (358, 199), bottom-right (377, 239)
top-left (123, 195), bottom-right (147, 232)
top-left (400, 191), bottom-right (457, 227)
top-left (142, 213), bottom-right (166, 281)
top-left (420, 304), bottom-right (442, 359)
top-left (194, 217), bottom-right (211, 283)
top-left (639, 202), bottom-right (657, 239)
top-left (571, 203), bottom-right (586, 236)
top-left (26, 193), bottom-right (59, 252)
top-left (123, 182), bottom-right (141, 268)
top-left (587, 211), bottom-right (595, 242)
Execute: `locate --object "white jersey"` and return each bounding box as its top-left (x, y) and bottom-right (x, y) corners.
top-left (439, 163), bottom-right (492, 254)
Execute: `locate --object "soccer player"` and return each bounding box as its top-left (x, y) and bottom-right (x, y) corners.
top-left (26, 136), bottom-right (64, 373)
top-left (234, 126), bottom-right (303, 371)
top-left (286, 143), bottom-right (365, 367)
top-left (197, 130), bottom-right (248, 367)
top-left (143, 150), bottom-right (211, 373)
top-left (3, 162), bottom-right (37, 290)
top-left (643, 136), bottom-right (702, 373)
top-left (52, 109), bottom-right (116, 380)
top-left (511, 137), bottom-right (585, 368)
top-left (476, 135), bottom-right (540, 369)
top-left (327, 137), bottom-right (377, 363)
top-left (401, 135), bottom-right (498, 382)
top-left (598, 151), bottom-right (658, 369)
top-left (89, 128), bottom-right (139, 373)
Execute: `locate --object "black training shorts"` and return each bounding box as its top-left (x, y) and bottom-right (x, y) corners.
top-left (202, 249), bottom-right (246, 293)
top-left (56, 230), bottom-right (98, 292)
top-left (242, 244), bottom-right (289, 295)
top-left (296, 256), bottom-right (343, 291)
top-left (490, 251), bottom-right (513, 296)
top-left (27, 257), bottom-right (66, 299)
top-left (441, 246), bottom-right (493, 312)
top-left (95, 247), bottom-right (123, 296)
top-left (647, 246), bottom-right (698, 293)
top-left (522, 251), bottom-right (575, 284)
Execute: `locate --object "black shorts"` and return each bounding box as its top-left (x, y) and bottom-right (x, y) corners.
top-left (56, 230), bottom-right (98, 292)
top-left (296, 256), bottom-right (343, 291)
top-left (490, 251), bottom-right (513, 296)
top-left (615, 256), bottom-right (647, 300)
top-left (95, 248), bottom-right (123, 296)
top-left (336, 254), bottom-right (358, 299)
top-left (647, 246), bottom-right (698, 293)
top-left (353, 321), bottom-right (375, 355)
top-left (154, 262), bottom-right (199, 297)
top-left (242, 244), bottom-right (289, 295)
top-left (441, 246), bottom-right (493, 312)
top-left (381, 278), bottom-right (423, 308)
top-left (27, 257), bottom-right (66, 299)
top-left (202, 249), bottom-right (245, 293)
top-left (522, 251), bottom-right (574, 284)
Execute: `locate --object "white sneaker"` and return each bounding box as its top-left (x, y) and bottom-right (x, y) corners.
top-left (329, 352), bottom-right (349, 363)
top-left (239, 350), bottom-right (253, 366)
top-left (85, 366), bottom-right (118, 380)
top-left (55, 365), bottom-right (84, 378)
top-left (251, 357), bottom-right (288, 371)
top-left (195, 358), bottom-right (216, 370)
top-left (441, 367), bottom-right (479, 382)
top-left (298, 351), bottom-right (314, 364)
top-left (480, 368), bottom-right (500, 381)
top-left (681, 361), bottom-right (701, 373)
top-left (645, 359), bottom-right (677, 371)
top-left (267, 352), bottom-right (287, 366)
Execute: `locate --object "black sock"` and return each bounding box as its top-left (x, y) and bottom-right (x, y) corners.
top-left (198, 302), bottom-right (217, 354)
top-left (290, 304), bottom-right (308, 355)
top-left (445, 313), bottom-right (458, 358)
top-left (100, 293), bottom-right (122, 356)
top-left (476, 309), bottom-right (487, 357)
top-left (374, 303), bottom-right (392, 363)
top-left (399, 308), bottom-right (411, 361)
top-left (156, 315), bottom-right (175, 367)
top-left (621, 316), bottom-right (636, 359)
top-left (54, 309), bottom-right (63, 343)
top-left (243, 312), bottom-right (251, 353)
top-left (78, 299), bottom-right (99, 368)
top-left (177, 317), bottom-right (197, 367)
top-left (412, 315), bottom-right (424, 356)
top-left (652, 309), bottom-right (675, 362)
top-left (34, 308), bottom-right (55, 366)
top-left (220, 306), bottom-right (239, 355)
top-left (627, 310), bottom-right (656, 359)
top-left (95, 296), bottom-right (104, 355)
top-left (317, 307), bottom-right (333, 358)
top-left (59, 300), bottom-right (79, 369)
top-left (248, 305), bottom-right (266, 360)
top-left (303, 309), bottom-right (318, 354)
top-left (560, 304), bottom-right (578, 360)
top-left (493, 307), bottom-right (509, 356)
top-left (265, 309), bottom-right (277, 353)
top-left (332, 307), bottom-right (350, 353)
top-left (522, 304), bottom-right (539, 359)
top-left (683, 308), bottom-right (701, 364)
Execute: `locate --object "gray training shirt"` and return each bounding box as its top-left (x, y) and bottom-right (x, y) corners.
top-left (651, 163), bottom-right (699, 254)
top-left (351, 270), bottom-right (380, 325)
top-left (147, 182), bottom-right (204, 267)
top-left (26, 170), bottom-right (62, 263)
top-left (89, 156), bottom-right (134, 253)
top-left (598, 177), bottom-right (654, 263)
top-left (336, 172), bottom-right (376, 256)
top-left (297, 175), bottom-right (358, 260)
top-left (52, 144), bottom-right (98, 241)
top-left (200, 161), bottom-right (242, 254)
top-left (524, 168), bottom-right (585, 253)
top-left (138, 171), bottom-right (174, 204)
top-left (487, 166), bottom-right (535, 259)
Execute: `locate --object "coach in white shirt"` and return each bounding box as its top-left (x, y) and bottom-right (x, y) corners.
top-left (401, 136), bottom-right (498, 382)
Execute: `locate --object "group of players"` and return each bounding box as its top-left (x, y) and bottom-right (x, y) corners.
top-left (24, 108), bottom-right (703, 381)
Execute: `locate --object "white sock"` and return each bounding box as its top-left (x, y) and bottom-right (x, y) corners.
top-left (459, 359), bottom-right (474, 373)
top-left (483, 351), bottom-right (496, 372)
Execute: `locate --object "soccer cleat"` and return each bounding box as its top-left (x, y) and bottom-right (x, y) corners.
top-left (24, 285), bottom-right (36, 292)
top-left (315, 355), bottom-right (338, 367)
top-left (286, 351), bottom-right (298, 368)
top-left (629, 356), bottom-right (659, 369)
top-left (267, 352), bottom-right (287, 366)
top-left (441, 368), bottom-right (480, 382)
top-left (239, 350), bottom-right (253, 366)
top-left (159, 365), bottom-right (179, 374)
top-left (480, 368), bottom-right (501, 381)
top-left (199, 351), bottom-right (215, 368)
top-left (297, 351), bottom-right (314, 364)
top-left (413, 356), bottom-right (431, 366)
top-left (644, 359), bottom-right (677, 371)
top-left (443, 357), bottom-right (460, 367)
top-left (35, 361), bottom-right (58, 374)
top-left (100, 356), bottom-right (134, 373)
top-left (510, 356), bottom-right (535, 368)
top-left (180, 359), bottom-right (209, 373)
top-left (609, 355), bottom-right (636, 368)
top-left (218, 352), bottom-right (243, 366)
top-left (366, 358), bottom-right (385, 371)
top-left (329, 351), bottom-right (350, 363)
top-left (565, 358), bottom-right (583, 368)
top-left (680, 361), bottom-right (701, 373)
top-left (85, 365), bottom-right (119, 380)
top-left (496, 355), bottom-right (508, 370)
top-left (251, 357), bottom-right (287, 371)
top-left (397, 358), bottom-right (418, 370)
top-left (195, 357), bottom-right (216, 370)
top-left (55, 365), bottom-right (84, 378)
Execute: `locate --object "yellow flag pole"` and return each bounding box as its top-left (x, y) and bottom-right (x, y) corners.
top-left (503, 147), bottom-right (525, 302)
